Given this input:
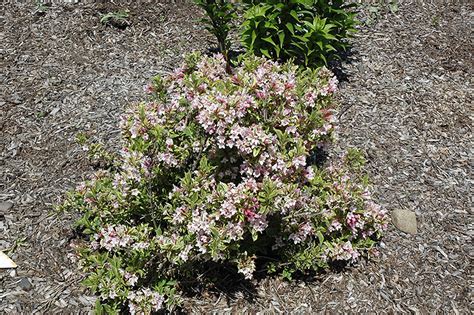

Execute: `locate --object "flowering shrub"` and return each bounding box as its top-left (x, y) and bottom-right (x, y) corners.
top-left (61, 53), bottom-right (388, 313)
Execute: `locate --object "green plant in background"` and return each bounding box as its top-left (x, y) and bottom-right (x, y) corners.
top-left (240, 0), bottom-right (358, 68)
top-left (3, 237), bottom-right (27, 256)
top-left (388, 0), bottom-right (399, 13)
top-left (34, 0), bottom-right (49, 16)
top-left (431, 15), bottom-right (440, 28)
top-left (193, 0), bottom-right (237, 73)
top-left (362, 0), bottom-right (398, 26)
top-left (100, 10), bottom-right (130, 29)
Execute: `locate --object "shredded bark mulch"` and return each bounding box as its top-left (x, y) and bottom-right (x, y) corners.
top-left (1, 1), bottom-right (472, 313)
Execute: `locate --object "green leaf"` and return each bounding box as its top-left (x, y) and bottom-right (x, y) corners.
top-left (199, 156), bottom-right (209, 171)
top-left (324, 43), bottom-right (336, 52)
top-left (278, 32), bottom-right (285, 48)
top-left (251, 229), bottom-right (258, 241)
top-left (316, 231), bottom-right (324, 245)
top-left (282, 268), bottom-right (293, 280)
top-left (303, 20), bottom-right (318, 30)
top-left (103, 304), bottom-right (119, 315)
top-left (390, 1), bottom-right (399, 13)
top-left (294, 35), bottom-right (309, 43)
top-left (264, 21), bottom-right (279, 31)
top-left (251, 30), bottom-right (257, 48)
top-left (291, 41), bottom-right (307, 53)
top-left (319, 53), bottom-right (327, 65)
top-left (323, 33), bottom-right (337, 40)
top-left (260, 48), bottom-right (271, 58)
top-left (262, 36), bottom-right (277, 48)
top-left (324, 23), bottom-right (336, 31)
top-left (290, 10), bottom-right (299, 21)
top-left (252, 146), bottom-right (261, 157)
top-left (94, 299), bottom-right (104, 315)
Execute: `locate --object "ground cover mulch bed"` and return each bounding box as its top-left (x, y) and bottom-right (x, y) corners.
top-left (1, 1), bottom-right (472, 313)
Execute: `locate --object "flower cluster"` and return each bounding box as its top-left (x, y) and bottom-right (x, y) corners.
top-left (127, 288), bottom-right (165, 315)
top-left (62, 53), bottom-right (388, 312)
top-left (92, 225), bottom-right (151, 252)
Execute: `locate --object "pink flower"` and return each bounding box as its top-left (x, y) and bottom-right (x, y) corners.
top-left (108, 289), bottom-right (118, 299)
top-left (285, 80), bottom-right (295, 90)
top-left (143, 83), bottom-right (154, 94)
top-left (244, 208), bottom-right (256, 219)
top-left (331, 241), bottom-right (360, 262)
top-left (124, 272), bottom-right (139, 286)
top-left (157, 152), bottom-right (178, 167)
top-left (320, 77), bottom-right (338, 96)
top-left (226, 221), bottom-right (244, 241)
top-left (329, 220), bottom-right (342, 232)
top-left (220, 200), bottom-right (237, 218)
top-left (289, 222), bottom-right (313, 244)
top-left (129, 123), bottom-right (140, 139)
top-left (293, 155), bottom-right (306, 168)
top-left (127, 288), bottom-right (166, 313)
top-left (305, 167), bottom-right (315, 180)
top-left (285, 125), bottom-right (297, 135)
top-left (347, 211), bottom-right (365, 234)
top-left (128, 302), bottom-right (138, 315)
top-left (256, 90), bottom-right (267, 100)
top-left (237, 257), bottom-right (256, 280)
top-left (172, 206), bottom-right (187, 223)
top-left (328, 76), bottom-right (338, 93)
top-left (247, 213), bottom-right (268, 232)
top-left (179, 245), bottom-right (193, 262)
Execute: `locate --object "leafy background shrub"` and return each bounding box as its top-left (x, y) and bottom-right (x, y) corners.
top-left (194, 0), bottom-right (357, 68)
top-left (62, 53), bottom-right (388, 313)
top-left (100, 10), bottom-right (131, 29)
top-left (241, 0), bottom-right (357, 67)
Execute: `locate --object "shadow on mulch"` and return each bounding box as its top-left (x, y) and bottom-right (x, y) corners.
top-left (174, 255), bottom-right (355, 313)
top-left (176, 242), bottom-right (359, 298)
top-left (177, 261), bottom-right (258, 306)
top-left (328, 47), bottom-right (357, 83)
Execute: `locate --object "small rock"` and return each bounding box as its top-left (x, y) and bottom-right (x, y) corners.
top-left (0, 201), bottom-right (13, 213)
top-left (21, 194), bottom-right (33, 205)
top-left (50, 107), bottom-right (60, 116)
top-left (10, 94), bottom-right (23, 104)
top-left (54, 298), bottom-right (68, 308)
top-left (392, 209), bottom-right (417, 234)
top-left (19, 277), bottom-right (33, 291)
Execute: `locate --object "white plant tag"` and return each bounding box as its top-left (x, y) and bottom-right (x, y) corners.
top-left (0, 251), bottom-right (17, 269)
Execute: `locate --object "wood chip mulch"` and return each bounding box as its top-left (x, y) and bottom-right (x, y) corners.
top-left (1, 1), bottom-right (472, 313)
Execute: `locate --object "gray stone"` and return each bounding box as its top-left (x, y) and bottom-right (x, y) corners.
top-left (392, 209), bottom-right (417, 234)
top-left (19, 277), bottom-right (33, 291)
top-left (0, 201), bottom-right (13, 213)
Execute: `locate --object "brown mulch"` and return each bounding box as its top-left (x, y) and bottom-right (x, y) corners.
top-left (1, 1), bottom-right (472, 313)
